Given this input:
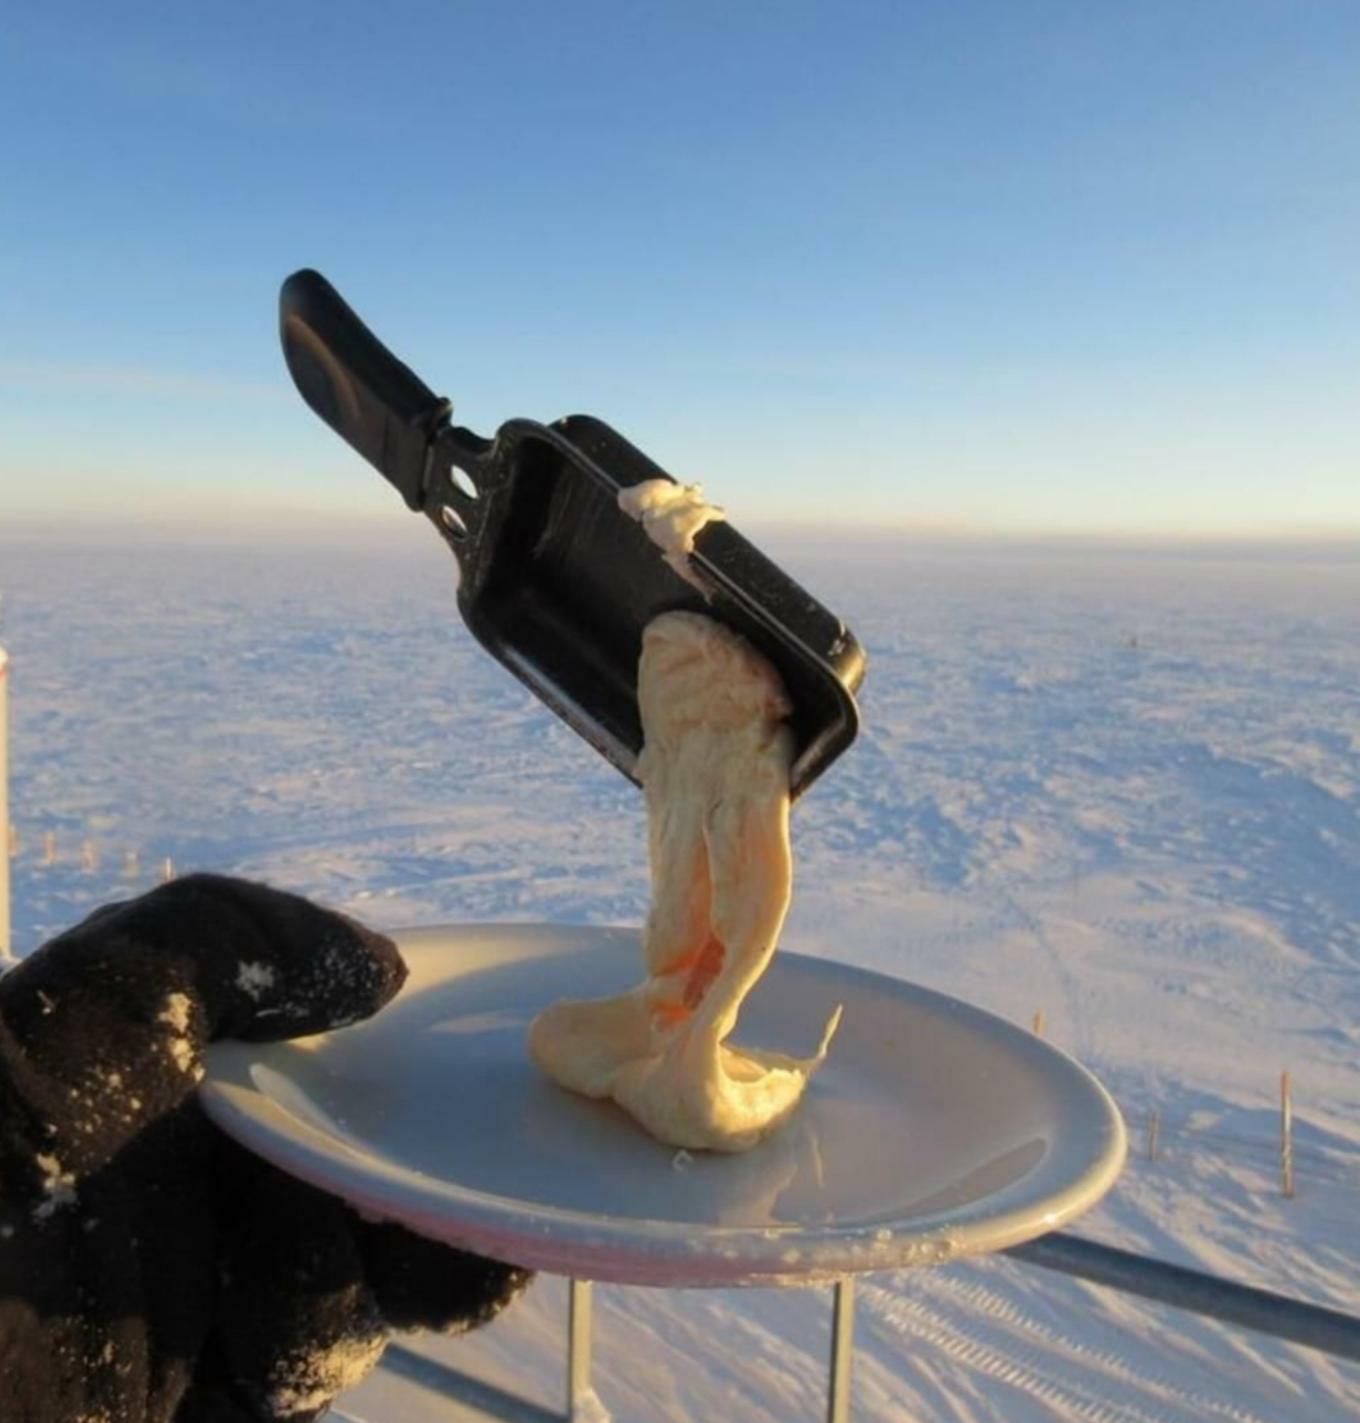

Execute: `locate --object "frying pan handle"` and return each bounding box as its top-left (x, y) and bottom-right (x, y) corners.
top-left (279, 269), bottom-right (451, 511)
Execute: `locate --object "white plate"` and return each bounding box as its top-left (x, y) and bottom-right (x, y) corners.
top-left (201, 924), bottom-right (1125, 1287)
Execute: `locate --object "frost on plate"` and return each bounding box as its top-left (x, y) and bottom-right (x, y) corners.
top-left (529, 612), bottom-right (840, 1152)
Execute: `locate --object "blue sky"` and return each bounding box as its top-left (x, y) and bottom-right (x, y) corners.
top-left (2, 1), bottom-right (1356, 537)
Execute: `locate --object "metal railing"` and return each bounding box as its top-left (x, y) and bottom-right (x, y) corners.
top-left (1005, 1232), bottom-right (1360, 1364)
top-left (365, 1234), bottom-right (1360, 1423)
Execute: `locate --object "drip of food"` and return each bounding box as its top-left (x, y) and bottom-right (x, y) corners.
top-left (528, 611), bottom-right (841, 1151)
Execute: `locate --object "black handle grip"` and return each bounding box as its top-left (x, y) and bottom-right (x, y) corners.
top-left (279, 269), bottom-right (451, 510)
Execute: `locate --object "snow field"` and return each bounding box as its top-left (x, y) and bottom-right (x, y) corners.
top-left (2, 530), bottom-right (1357, 1419)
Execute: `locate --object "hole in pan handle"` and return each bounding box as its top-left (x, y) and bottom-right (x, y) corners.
top-left (279, 268), bottom-right (454, 512)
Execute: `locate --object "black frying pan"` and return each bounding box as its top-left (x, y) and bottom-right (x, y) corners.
top-left (278, 269), bottom-right (865, 798)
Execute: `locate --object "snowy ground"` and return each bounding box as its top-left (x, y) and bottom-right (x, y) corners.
top-left (2, 527), bottom-right (1358, 1421)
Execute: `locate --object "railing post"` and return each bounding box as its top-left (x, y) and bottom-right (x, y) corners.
top-left (827, 1277), bottom-right (855, 1423)
top-left (567, 1278), bottom-right (594, 1420)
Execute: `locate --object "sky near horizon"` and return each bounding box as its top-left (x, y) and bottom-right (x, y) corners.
top-left (1, 1), bottom-right (1357, 539)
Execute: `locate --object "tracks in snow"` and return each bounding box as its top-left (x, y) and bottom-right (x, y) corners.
top-left (858, 1266), bottom-right (1287, 1423)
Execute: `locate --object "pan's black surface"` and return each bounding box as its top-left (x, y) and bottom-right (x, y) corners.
top-left (279, 269), bottom-right (864, 797)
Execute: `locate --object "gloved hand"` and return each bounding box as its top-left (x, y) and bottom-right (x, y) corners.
top-left (0, 874), bottom-right (532, 1423)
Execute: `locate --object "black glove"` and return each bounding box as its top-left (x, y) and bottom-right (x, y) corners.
top-left (0, 874), bottom-right (532, 1423)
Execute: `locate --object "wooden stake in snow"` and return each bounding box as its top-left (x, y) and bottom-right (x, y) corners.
top-left (1146, 1109), bottom-right (1160, 1162)
top-left (161, 856), bottom-right (175, 884)
top-left (0, 647), bottom-right (9, 963)
top-left (1281, 1070), bottom-right (1295, 1199)
top-left (1032, 1009), bottom-right (1045, 1038)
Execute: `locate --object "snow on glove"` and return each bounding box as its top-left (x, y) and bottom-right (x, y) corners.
top-left (0, 873), bottom-right (532, 1423)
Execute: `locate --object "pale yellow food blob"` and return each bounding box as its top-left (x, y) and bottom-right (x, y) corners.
top-left (528, 611), bottom-right (840, 1152)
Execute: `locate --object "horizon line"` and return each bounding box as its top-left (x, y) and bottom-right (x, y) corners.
top-left (3, 509), bottom-right (1358, 554)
